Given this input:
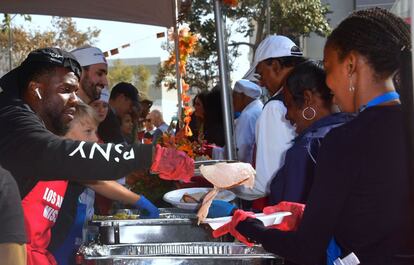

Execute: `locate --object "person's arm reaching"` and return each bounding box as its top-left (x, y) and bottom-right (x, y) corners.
top-left (236, 130), bottom-right (356, 265)
top-left (84, 180), bottom-right (140, 205)
top-left (83, 180), bottom-right (159, 218)
top-left (0, 106), bottom-right (153, 181)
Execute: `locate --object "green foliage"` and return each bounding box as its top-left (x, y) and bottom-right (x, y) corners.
top-left (157, 0), bottom-right (331, 92)
top-left (51, 17), bottom-right (100, 51)
top-left (273, 0), bottom-right (331, 40)
top-left (108, 59), bottom-right (152, 97)
top-left (108, 60), bottom-right (134, 88)
top-left (0, 14), bottom-right (100, 72)
top-left (135, 65), bottom-right (151, 97)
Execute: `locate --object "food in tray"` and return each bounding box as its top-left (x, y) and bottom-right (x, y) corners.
top-left (93, 213), bottom-right (139, 220)
top-left (181, 192), bottom-right (206, 203)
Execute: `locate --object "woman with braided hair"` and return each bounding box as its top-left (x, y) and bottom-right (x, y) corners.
top-left (217, 8), bottom-right (413, 265)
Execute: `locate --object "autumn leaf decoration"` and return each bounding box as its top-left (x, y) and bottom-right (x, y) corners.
top-left (166, 26), bottom-right (199, 137)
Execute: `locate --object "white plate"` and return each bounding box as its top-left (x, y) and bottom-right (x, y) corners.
top-left (163, 188), bottom-right (236, 210)
top-left (203, 211), bottom-right (292, 230)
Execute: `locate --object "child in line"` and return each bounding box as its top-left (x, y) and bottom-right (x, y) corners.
top-left (51, 102), bottom-right (158, 265)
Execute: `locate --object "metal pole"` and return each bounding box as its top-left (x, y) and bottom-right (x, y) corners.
top-left (265, 0), bottom-right (271, 36)
top-left (213, 0), bottom-right (236, 160)
top-left (8, 17), bottom-right (13, 71)
top-left (172, 0), bottom-right (183, 124)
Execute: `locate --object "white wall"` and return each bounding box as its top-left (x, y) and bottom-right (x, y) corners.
top-left (151, 81), bottom-right (178, 125)
top-left (303, 0), bottom-right (355, 60)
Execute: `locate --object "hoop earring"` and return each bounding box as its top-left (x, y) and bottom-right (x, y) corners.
top-left (349, 74), bottom-right (355, 92)
top-left (302, 106), bottom-right (316, 121)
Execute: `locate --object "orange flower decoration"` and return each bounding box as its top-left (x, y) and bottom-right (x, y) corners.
top-left (184, 125), bottom-right (193, 138)
top-left (184, 106), bottom-right (193, 116)
top-left (222, 0), bottom-right (238, 7)
top-left (182, 81), bottom-right (190, 92)
top-left (181, 94), bottom-right (191, 103)
top-left (164, 27), bottom-right (199, 138)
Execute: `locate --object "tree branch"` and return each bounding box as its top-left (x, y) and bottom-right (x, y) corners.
top-left (228, 41), bottom-right (254, 48)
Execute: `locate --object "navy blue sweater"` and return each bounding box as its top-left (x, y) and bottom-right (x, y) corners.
top-left (269, 112), bottom-right (353, 205)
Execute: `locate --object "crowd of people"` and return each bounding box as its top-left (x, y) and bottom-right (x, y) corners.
top-left (0, 46), bottom-right (193, 265)
top-left (0, 6), bottom-right (412, 265)
top-left (209, 7), bottom-right (414, 265)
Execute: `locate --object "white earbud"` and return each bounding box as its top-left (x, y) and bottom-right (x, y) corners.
top-left (35, 88), bottom-right (42, 100)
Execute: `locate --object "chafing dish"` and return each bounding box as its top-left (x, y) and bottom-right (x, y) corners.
top-left (79, 242), bottom-right (283, 265)
top-left (88, 208), bottom-right (229, 244)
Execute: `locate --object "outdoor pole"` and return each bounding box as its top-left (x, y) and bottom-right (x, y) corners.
top-left (213, 0), bottom-right (236, 160)
top-left (265, 0), bottom-right (271, 36)
top-left (7, 16), bottom-right (14, 71)
top-left (172, 0), bottom-right (183, 124)
top-left (8, 23), bottom-right (12, 71)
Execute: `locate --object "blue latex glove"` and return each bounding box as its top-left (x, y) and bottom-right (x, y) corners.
top-left (134, 195), bottom-right (160, 219)
top-left (207, 200), bottom-right (237, 218)
top-left (326, 238), bottom-right (342, 265)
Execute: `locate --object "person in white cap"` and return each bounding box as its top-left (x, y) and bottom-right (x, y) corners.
top-left (90, 88), bottom-right (110, 124)
top-left (231, 79), bottom-right (263, 165)
top-left (71, 45), bottom-right (108, 104)
top-left (242, 35), bottom-right (306, 204)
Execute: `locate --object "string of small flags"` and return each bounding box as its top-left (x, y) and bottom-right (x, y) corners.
top-left (103, 31), bottom-right (166, 57)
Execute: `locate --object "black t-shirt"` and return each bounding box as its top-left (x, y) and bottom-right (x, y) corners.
top-left (0, 166), bottom-right (26, 244)
top-left (237, 105), bottom-right (412, 265)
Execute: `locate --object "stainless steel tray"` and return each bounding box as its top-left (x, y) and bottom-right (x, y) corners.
top-left (88, 208), bottom-right (227, 244)
top-left (91, 208), bottom-right (197, 227)
top-left (80, 242), bottom-right (283, 265)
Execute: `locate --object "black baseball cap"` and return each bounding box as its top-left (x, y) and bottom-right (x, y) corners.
top-left (0, 47), bottom-right (82, 97)
top-left (111, 82), bottom-right (140, 105)
top-left (20, 47), bottom-right (82, 79)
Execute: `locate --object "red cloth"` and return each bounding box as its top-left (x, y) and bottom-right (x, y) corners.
top-left (136, 131), bottom-right (145, 142)
top-left (263, 201), bottom-right (305, 231)
top-left (212, 209), bottom-right (256, 247)
top-left (22, 180), bottom-right (68, 265)
top-left (251, 196), bottom-right (268, 211)
top-left (151, 144), bottom-right (194, 183)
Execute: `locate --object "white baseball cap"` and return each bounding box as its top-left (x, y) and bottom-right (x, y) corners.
top-left (71, 45), bottom-right (107, 67)
top-left (243, 35), bottom-right (303, 81)
top-left (233, 79), bottom-right (262, 99)
top-left (98, 87), bottom-right (110, 103)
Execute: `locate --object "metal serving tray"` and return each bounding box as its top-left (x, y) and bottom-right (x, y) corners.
top-left (91, 208), bottom-right (197, 226)
top-left (88, 208), bottom-right (227, 244)
top-left (80, 242), bottom-right (283, 265)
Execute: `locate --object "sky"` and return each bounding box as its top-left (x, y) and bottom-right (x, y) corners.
top-left (13, 14), bottom-right (250, 82)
